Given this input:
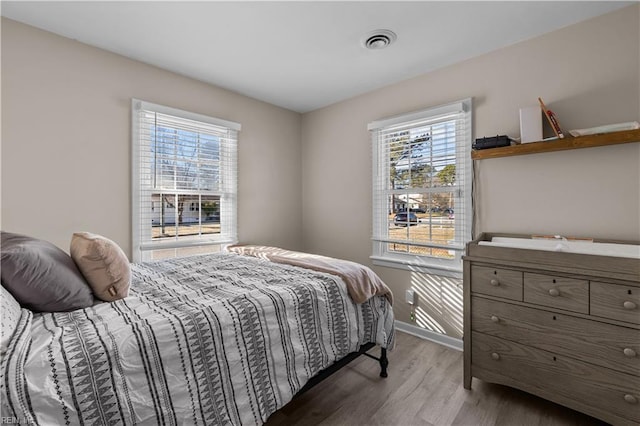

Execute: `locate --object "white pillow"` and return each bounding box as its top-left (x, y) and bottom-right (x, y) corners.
top-left (1, 286), bottom-right (23, 355)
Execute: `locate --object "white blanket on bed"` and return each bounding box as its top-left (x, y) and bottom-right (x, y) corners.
top-left (1, 253), bottom-right (394, 425)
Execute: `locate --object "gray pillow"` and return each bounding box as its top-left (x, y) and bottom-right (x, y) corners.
top-left (1, 232), bottom-right (94, 312)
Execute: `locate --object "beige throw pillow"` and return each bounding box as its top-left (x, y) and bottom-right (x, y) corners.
top-left (70, 232), bottom-right (130, 302)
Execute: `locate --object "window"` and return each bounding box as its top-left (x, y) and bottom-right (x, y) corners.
top-left (369, 98), bottom-right (472, 277)
top-left (132, 99), bottom-right (240, 262)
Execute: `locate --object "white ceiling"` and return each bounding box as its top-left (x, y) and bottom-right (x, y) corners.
top-left (1, 1), bottom-right (631, 113)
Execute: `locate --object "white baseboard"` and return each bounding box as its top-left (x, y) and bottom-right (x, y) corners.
top-left (395, 320), bottom-right (463, 351)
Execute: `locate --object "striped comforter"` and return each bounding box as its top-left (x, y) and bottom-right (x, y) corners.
top-left (1, 252), bottom-right (394, 425)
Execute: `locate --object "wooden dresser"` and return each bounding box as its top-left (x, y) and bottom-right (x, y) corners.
top-left (463, 233), bottom-right (640, 426)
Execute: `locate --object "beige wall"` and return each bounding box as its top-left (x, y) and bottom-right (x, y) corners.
top-left (1, 18), bottom-right (303, 257)
top-left (301, 5), bottom-right (640, 337)
top-left (2, 6), bottom-right (639, 340)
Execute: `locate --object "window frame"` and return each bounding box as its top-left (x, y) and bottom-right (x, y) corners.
top-left (131, 99), bottom-right (241, 262)
top-left (368, 98), bottom-right (473, 278)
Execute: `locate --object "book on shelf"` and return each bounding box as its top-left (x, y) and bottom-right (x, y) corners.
top-left (538, 97), bottom-right (565, 139)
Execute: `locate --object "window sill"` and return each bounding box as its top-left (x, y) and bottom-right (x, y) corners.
top-left (370, 255), bottom-right (462, 279)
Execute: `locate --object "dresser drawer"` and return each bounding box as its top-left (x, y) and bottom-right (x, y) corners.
top-left (472, 332), bottom-right (640, 424)
top-left (471, 266), bottom-right (522, 301)
top-left (591, 282), bottom-right (640, 325)
top-left (471, 296), bottom-right (640, 376)
top-left (523, 272), bottom-right (588, 314)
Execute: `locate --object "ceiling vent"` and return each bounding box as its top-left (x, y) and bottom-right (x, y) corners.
top-left (363, 30), bottom-right (397, 50)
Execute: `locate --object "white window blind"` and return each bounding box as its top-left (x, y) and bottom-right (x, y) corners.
top-left (369, 98), bottom-right (472, 276)
top-left (132, 99), bottom-right (240, 262)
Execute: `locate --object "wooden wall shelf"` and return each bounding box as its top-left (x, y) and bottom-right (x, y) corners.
top-left (471, 128), bottom-right (640, 160)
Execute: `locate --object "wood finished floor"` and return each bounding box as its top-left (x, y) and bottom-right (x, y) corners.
top-left (266, 331), bottom-right (607, 426)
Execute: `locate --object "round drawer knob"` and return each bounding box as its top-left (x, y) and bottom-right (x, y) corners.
top-left (623, 301), bottom-right (637, 310)
top-left (624, 394), bottom-right (637, 404)
top-left (491, 352), bottom-right (500, 360)
top-left (490, 315), bottom-right (500, 323)
top-left (623, 348), bottom-right (637, 358)
top-left (490, 279), bottom-right (500, 287)
top-left (548, 288), bottom-right (560, 297)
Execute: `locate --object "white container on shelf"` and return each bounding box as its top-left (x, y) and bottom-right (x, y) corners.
top-left (519, 106), bottom-right (542, 143)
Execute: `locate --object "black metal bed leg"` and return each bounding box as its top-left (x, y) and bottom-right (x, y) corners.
top-left (379, 348), bottom-right (388, 378)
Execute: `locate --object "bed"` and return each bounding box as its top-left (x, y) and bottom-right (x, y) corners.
top-left (1, 242), bottom-right (394, 425)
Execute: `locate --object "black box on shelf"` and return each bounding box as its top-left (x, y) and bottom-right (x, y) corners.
top-left (473, 135), bottom-right (511, 150)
